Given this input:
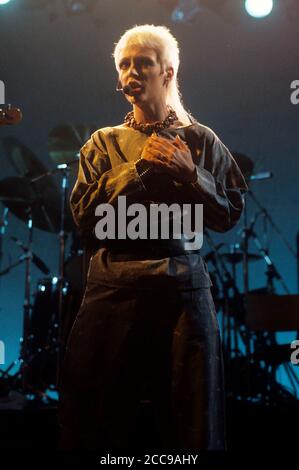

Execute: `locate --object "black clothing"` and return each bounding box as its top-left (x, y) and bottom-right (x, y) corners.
top-left (59, 122), bottom-right (247, 449)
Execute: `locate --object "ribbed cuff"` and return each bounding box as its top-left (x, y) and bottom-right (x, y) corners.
top-left (135, 158), bottom-right (154, 190)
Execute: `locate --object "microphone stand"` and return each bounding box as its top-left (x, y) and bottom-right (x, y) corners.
top-left (239, 189), bottom-right (292, 402)
top-left (248, 189), bottom-right (296, 259)
top-left (246, 188), bottom-right (292, 294)
top-left (57, 164), bottom-right (70, 386)
top-left (21, 209), bottom-right (33, 393)
top-left (30, 162), bottom-right (77, 389)
top-left (239, 172), bottom-right (278, 400)
top-left (240, 192), bottom-right (252, 400)
top-left (204, 230), bottom-right (243, 397)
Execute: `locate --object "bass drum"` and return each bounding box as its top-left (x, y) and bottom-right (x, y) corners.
top-left (26, 277), bottom-right (69, 391)
top-left (26, 248), bottom-right (86, 392)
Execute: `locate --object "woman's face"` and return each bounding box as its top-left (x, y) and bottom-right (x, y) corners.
top-left (117, 44), bottom-right (170, 106)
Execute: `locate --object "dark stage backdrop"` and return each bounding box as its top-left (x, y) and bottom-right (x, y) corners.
top-left (0, 1), bottom-right (298, 387)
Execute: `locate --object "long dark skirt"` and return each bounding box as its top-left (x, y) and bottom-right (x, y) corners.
top-left (58, 280), bottom-right (225, 450)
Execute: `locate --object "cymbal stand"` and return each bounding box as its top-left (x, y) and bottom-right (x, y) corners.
top-left (26, 171), bottom-right (57, 234)
top-left (243, 199), bottom-right (290, 295)
top-left (228, 243), bottom-right (244, 357)
top-left (19, 209), bottom-right (33, 392)
top-left (34, 164), bottom-right (71, 388)
top-left (240, 193), bottom-right (293, 402)
top-left (0, 206), bottom-right (9, 283)
top-left (58, 165), bottom-right (70, 284)
top-left (57, 164), bottom-right (71, 383)
top-left (30, 162), bottom-right (74, 387)
top-left (248, 189), bottom-right (297, 260)
top-left (204, 231), bottom-right (243, 395)
top-left (239, 191), bottom-right (253, 400)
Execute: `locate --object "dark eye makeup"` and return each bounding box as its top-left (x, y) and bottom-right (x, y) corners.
top-left (119, 56), bottom-right (155, 70)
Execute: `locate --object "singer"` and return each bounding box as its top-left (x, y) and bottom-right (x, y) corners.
top-left (59, 24), bottom-right (247, 450)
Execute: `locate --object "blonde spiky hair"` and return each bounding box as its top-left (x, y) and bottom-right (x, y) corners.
top-left (113, 24), bottom-right (194, 125)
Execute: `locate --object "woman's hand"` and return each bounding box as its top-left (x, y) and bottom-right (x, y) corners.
top-left (140, 133), bottom-right (197, 183)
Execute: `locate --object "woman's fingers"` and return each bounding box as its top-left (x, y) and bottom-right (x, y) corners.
top-left (148, 137), bottom-right (175, 154)
top-left (142, 148), bottom-right (171, 173)
top-left (142, 134), bottom-right (192, 179)
top-left (174, 135), bottom-right (189, 150)
top-left (142, 147), bottom-right (163, 162)
top-left (150, 135), bottom-right (190, 157)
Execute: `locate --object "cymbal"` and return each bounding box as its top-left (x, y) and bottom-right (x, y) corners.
top-left (48, 124), bottom-right (94, 165)
top-left (0, 176), bottom-right (61, 233)
top-left (48, 123), bottom-right (97, 231)
top-left (220, 252), bottom-right (262, 264)
top-left (2, 137), bottom-right (48, 178)
top-left (232, 152), bottom-right (254, 179)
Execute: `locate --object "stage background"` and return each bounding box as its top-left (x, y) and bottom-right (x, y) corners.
top-left (0, 1), bottom-right (298, 391)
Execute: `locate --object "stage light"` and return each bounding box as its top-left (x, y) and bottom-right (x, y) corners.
top-left (63, 0), bottom-right (96, 15)
top-left (245, 0), bottom-right (273, 18)
top-left (0, 0), bottom-right (12, 5)
top-left (67, 1), bottom-right (87, 13)
top-left (171, 0), bottom-right (201, 23)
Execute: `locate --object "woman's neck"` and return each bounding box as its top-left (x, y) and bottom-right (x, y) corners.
top-left (133, 101), bottom-right (169, 123)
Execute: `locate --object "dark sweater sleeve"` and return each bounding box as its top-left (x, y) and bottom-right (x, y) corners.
top-left (70, 131), bottom-right (154, 232)
top-left (184, 128), bottom-right (248, 232)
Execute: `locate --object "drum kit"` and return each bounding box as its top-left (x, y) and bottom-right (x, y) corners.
top-left (204, 152), bottom-right (299, 404)
top-left (0, 110), bottom-right (95, 399)
top-left (0, 105), bottom-right (298, 405)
